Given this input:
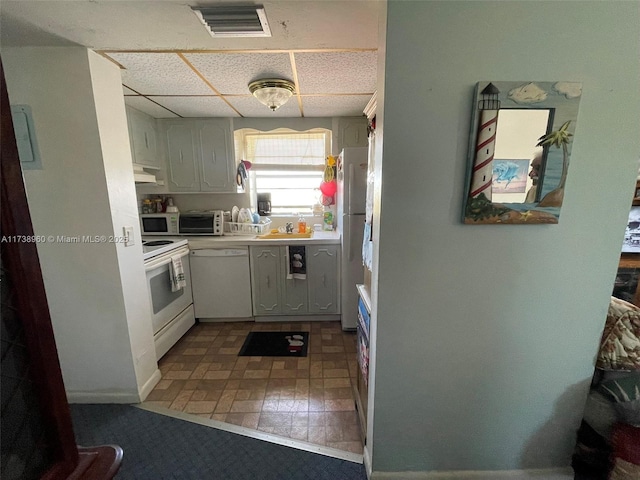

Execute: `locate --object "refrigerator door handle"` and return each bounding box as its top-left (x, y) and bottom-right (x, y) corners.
top-left (348, 164), bottom-right (354, 215)
top-left (347, 219), bottom-right (353, 262)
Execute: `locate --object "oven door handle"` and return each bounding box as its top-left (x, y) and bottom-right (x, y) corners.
top-left (144, 246), bottom-right (190, 271)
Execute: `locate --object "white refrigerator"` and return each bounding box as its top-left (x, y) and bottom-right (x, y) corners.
top-left (336, 147), bottom-right (368, 330)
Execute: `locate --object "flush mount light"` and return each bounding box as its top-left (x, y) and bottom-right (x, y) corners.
top-left (248, 79), bottom-right (296, 111)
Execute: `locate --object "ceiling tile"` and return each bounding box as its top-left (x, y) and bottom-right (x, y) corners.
top-left (124, 96), bottom-right (178, 118)
top-left (149, 96), bottom-right (240, 118)
top-left (123, 85), bottom-right (137, 95)
top-left (226, 96), bottom-right (302, 118)
top-left (301, 95), bottom-right (369, 117)
top-left (184, 53), bottom-right (293, 95)
top-left (295, 51), bottom-right (377, 94)
top-left (109, 52), bottom-right (212, 95)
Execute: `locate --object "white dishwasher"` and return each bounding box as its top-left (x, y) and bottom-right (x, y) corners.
top-left (190, 247), bottom-right (253, 320)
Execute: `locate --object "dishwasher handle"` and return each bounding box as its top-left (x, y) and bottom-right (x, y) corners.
top-left (191, 248), bottom-right (248, 257)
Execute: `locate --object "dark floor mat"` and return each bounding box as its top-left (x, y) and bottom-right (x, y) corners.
top-left (238, 331), bottom-right (309, 357)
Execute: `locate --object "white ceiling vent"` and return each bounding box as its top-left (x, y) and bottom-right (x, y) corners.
top-left (192, 5), bottom-right (272, 37)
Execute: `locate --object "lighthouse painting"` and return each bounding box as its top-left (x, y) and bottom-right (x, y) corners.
top-left (463, 80), bottom-right (583, 224)
top-left (469, 83), bottom-right (500, 201)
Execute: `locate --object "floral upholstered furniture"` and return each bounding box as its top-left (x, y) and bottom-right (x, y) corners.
top-left (573, 297), bottom-right (640, 480)
top-left (596, 297), bottom-right (640, 371)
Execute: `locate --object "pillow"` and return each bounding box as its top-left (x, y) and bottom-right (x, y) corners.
top-left (598, 376), bottom-right (640, 425)
top-left (582, 391), bottom-right (620, 438)
top-left (598, 376), bottom-right (640, 403)
top-left (597, 297), bottom-right (640, 371)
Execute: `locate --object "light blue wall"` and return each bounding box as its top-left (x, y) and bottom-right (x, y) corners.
top-left (372, 0), bottom-right (640, 472)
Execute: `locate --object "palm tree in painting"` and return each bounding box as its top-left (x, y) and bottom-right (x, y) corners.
top-left (536, 120), bottom-right (573, 207)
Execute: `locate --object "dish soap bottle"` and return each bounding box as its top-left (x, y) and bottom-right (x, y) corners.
top-left (297, 213), bottom-right (307, 234)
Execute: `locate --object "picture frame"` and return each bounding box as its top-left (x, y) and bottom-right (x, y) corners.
top-left (463, 81), bottom-right (582, 224)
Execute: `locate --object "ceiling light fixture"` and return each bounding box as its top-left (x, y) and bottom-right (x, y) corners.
top-left (248, 79), bottom-right (296, 112)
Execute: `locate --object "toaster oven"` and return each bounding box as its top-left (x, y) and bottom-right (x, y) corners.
top-left (179, 211), bottom-right (224, 235)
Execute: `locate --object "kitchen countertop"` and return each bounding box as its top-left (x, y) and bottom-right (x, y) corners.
top-left (174, 230), bottom-right (341, 249)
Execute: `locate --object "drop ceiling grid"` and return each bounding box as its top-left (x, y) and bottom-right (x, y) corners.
top-left (226, 96), bottom-right (302, 118)
top-left (184, 52), bottom-right (294, 95)
top-left (294, 51), bottom-right (378, 94)
top-left (124, 96), bottom-right (179, 118)
top-left (109, 52), bottom-right (213, 95)
top-left (148, 96), bottom-right (239, 118)
top-left (107, 49), bottom-right (377, 118)
top-left (302, 95), bottom-right (371, 117)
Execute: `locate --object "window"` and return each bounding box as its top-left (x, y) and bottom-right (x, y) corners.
top-left (236, 128), bottom-right (330, 215)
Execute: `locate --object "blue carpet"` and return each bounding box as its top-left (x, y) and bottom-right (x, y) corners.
top-left (70, 404), bottom-right (368, 480)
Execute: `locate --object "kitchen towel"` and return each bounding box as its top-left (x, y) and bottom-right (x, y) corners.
top-left (169, 255), bottom-right (187, 292)
top-left (286, 246), bottom-right (306, 280)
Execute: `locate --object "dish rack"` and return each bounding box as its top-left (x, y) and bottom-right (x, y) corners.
top-left (225, 218), bottom-right (272, 235)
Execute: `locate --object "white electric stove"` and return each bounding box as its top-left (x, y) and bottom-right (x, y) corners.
top-left (141, 236), bottom-right (194, 360)
top-left (142, 237), bottom-right (188, 261)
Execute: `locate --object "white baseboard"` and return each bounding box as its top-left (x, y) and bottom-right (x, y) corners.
top-left (66, 369), bottom-right (161, 404)
top-left (254, 314), bottom-right (341, 322)
top-left (138, 368), bottom-right (162, 401)
top-left (198, 317), bottom-right (254, 323)
top-left (66, 390), bottom-right (140, 404)
top-left (364, 445), bottom-right (373, 478)
top-left (370, 468), bottom-right (573, 480)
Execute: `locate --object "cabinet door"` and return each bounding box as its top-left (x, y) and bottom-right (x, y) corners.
top-left (197, 119), bottom-right (236, 193)
top-left (280, 246), bottom-right (308, 314)
top-left (128, 107), bottom-right (158, 167)
top-left (250, 246), bottom-right (281, 315)
top-left (165, 122), bottom-right (200, 192)
top-left (307, 245), bottom-right (340, 314)
top-left (338, 117), bottom-right (368, 149)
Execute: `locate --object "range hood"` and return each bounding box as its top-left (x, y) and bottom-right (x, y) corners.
top-left (133, 165), bottom-right (157, 184)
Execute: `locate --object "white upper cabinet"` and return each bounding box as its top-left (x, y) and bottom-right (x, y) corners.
top-left (127, 106), bottom-right (160, 168)
top-left (164, 121), bottom-right (200, 192)
top-left (197, 120), bottom-right (236, 193)
top-left (160, 118), bottom-right (236, 193)
top-left (338, 116), bottom-right (368, 149)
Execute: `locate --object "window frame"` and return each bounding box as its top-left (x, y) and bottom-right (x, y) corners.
top-left (235, 128), bottom-right (331, 215)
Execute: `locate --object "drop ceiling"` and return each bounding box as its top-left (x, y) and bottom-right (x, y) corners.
top-left (1, 0), bottom-right (380, 119)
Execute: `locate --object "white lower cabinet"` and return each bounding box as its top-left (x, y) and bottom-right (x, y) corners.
top-left (249, 244), bottom-right (340, 317)
top-left (250, 246), bottom-right (282, 315)
top-left (307, 245), bottom-right (340, 314)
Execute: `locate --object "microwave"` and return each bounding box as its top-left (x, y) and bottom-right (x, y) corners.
top-left (140, 213), bottom-right (180, 235)
top-left (179, 211), bottom-right (224, 236)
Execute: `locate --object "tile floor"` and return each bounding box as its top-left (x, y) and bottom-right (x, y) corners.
top-left (144, 320), bottom-right (363, 454)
